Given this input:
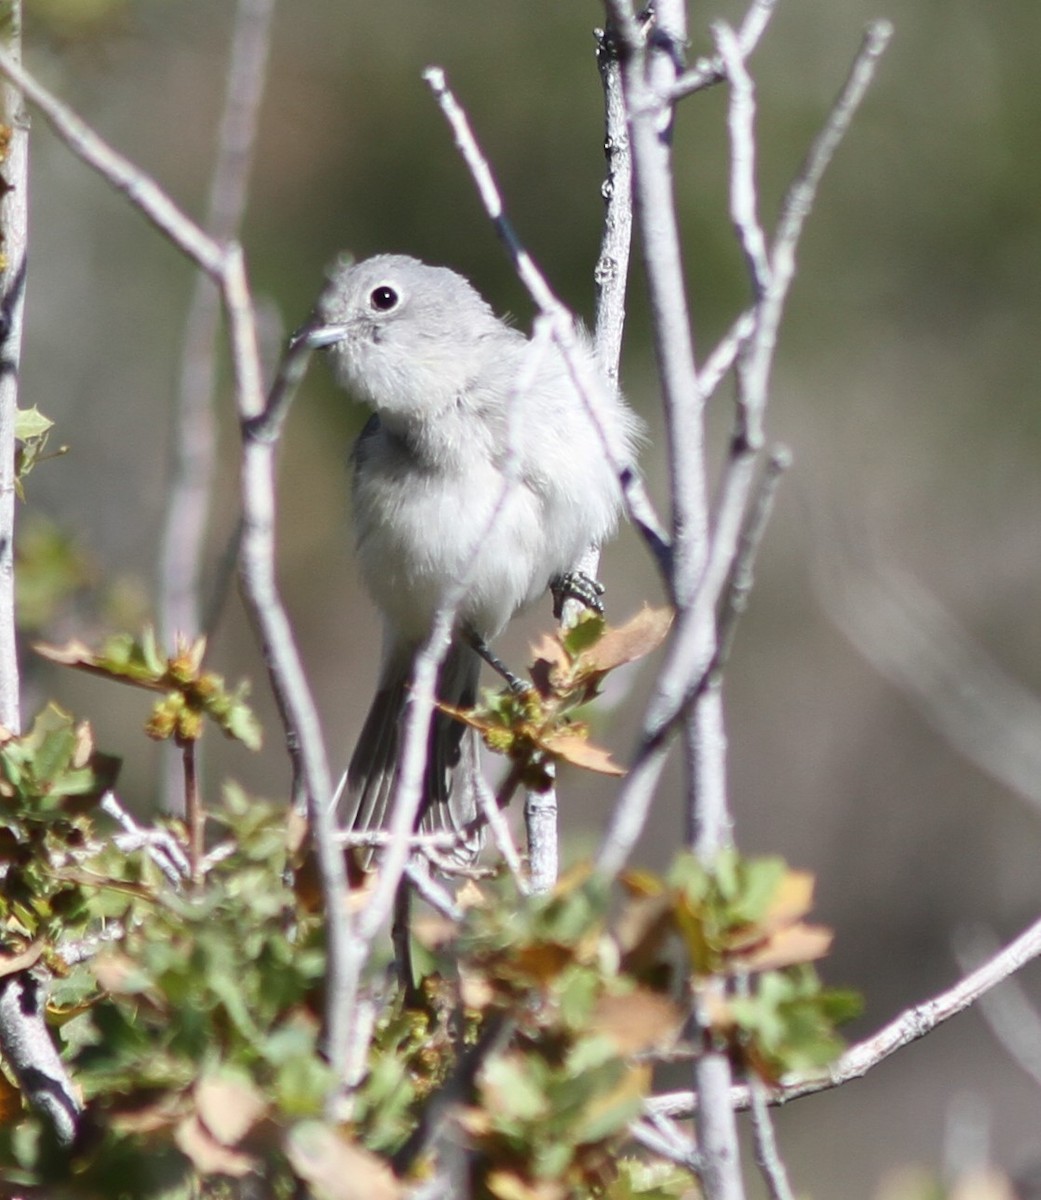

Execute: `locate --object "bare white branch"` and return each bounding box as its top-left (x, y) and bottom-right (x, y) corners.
top-left (0, 975), bottom-right (80, 1146)
top-left (0, 49), bottom-right (223, 276)
top-left (715, 22), bottom-right (771, 298)
top-left (670, 0), bottom-right (779, 100)
top-left (749, 1078), bottom-right (797, 1200)
top-left (954, 925), bottom-right (1041, 1092)
top-left (423, 65), bottom-right (670, 577)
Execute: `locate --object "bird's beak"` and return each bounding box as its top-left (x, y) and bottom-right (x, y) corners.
top-left (291, 320), bottom-right (349, 351)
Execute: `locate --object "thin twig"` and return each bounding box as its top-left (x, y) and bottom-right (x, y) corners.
top-left (0, 49), bottom-right (224, 276)
top-left (669, 0), bottom-right (779, 100)
top-left (350, 325), bottom-right (551, 948)
top-left (715, 22), bottom-right (770, 300)
top-left (469, 761), bottom-right (527, 888)
top-left (100, 790), bottom-right (191, 884)
top-left (403, 859), bottom-right (464, 923)
top-left (648, 908), bottom-right (1041, 1118)
top-left (183, 741), bottom-right (203, 886)
top-left (953, 925), bottom-right (1041, 1093)
top-left (423, 65), bottom-right (670, 579)
top-left (749, 1078), bottom-right (796, 1200)
top-left (629, 1116), bottom-right (702, 1172)
top-left (0, 42), bottom-right (355, 1095)
top-left (158, 0), bottom-right (276, 647)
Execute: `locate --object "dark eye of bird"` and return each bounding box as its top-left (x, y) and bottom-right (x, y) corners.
top-left (370, 285), bottom-right (399, 312)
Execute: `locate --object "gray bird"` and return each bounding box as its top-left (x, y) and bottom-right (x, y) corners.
top-left (305, 254), bottom-right (641, 856)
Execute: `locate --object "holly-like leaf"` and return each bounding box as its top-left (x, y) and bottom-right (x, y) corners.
top-left (37, 631), bottom-right (262, 750)
top-left (15, 407), bottom-right (55, 442)
top-left (539, 728), bottom-right (625, 777)
top-left (577, 605), bottom-right (674, 675)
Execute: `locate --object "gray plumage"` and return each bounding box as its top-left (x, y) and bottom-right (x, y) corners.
top-left (306, 254), bottom-right (641, 853)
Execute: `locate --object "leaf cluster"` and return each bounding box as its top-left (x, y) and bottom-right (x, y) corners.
top-left (37, 629), bottom-right (262, 750)
top-left (443, 608), bottom-right (673, 791)
top-left (0, 632), bottom-right (857, 1200)
top-left (3, 789), bottom-right (331, 1198)
top-left (621, 850), bottom-right (861, 1080)
top-left (0, 704), bottom-right (121, 954)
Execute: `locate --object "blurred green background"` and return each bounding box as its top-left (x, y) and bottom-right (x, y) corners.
top-left (16, 1), bottom-right (1041, 1195)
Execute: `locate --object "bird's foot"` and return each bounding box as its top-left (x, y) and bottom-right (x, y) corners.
top-left (550, 571), bottom-right (606, 621)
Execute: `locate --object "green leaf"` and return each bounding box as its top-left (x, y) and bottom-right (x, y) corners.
top-left (562, 612), bottom-right (605, 657)
top-left (15, 406), bottom-right (54, 442)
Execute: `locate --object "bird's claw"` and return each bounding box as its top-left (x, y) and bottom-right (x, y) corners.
top-left (551, 571), bottom-right (606, 620)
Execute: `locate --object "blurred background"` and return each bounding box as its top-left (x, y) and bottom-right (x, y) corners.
top-left (15, 1), bottom-right (1041, 1195)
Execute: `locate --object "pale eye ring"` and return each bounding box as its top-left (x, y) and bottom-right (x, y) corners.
top-left (369, 285), bottom-right (399, 312)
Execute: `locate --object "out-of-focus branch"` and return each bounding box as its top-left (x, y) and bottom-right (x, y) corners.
top-left (0, 45), bottom-right (353, 1098)
top-left (823, 560), bottom-right (1041, 817)
top-left (159, 0), bottom-right (276, 648)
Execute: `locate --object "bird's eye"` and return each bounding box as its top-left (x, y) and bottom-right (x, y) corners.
top-left (369, 285), bottom-right (399, 312)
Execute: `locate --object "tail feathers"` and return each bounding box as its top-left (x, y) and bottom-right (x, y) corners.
top-left (345, 640), bottom-right (484, 864)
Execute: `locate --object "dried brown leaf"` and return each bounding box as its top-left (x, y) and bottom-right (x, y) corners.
top-left (0, 941), bottom-right (43, 979)
top-left (735, 923), bottom-right (833, 972)
top-left (577, 606), bottom-right (673, 674)
top-left (285, 1122), bottom-right (401, 1200)
top-left (195, 1073), bottom-right (267, 1146)
top-left (539, 729), bottom-right (625, 776)
top-left (592, 988), bottom-right (684, 1054)
top-left (174, 1113), bottom-right (256, 1178)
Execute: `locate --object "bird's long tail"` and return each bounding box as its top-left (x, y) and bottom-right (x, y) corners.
top-left (345, 638), bottom-right (484, 863)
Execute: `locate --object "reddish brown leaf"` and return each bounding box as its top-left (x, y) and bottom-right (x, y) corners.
top-left (195, 1073), bottom-right (267, 1146)
top-left (175, 1113), bottom-right (256, 1178)
top-left (285, 1122), bottom-right (401, 1200)
top-left (539, 730), bottom-right (625, 776)
top-left (592, 988), bottom-right (684, 1054)
top-left (735, 923), bottom-right (834, 972)
top-left (577, 606), bottom-right (673, 674)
